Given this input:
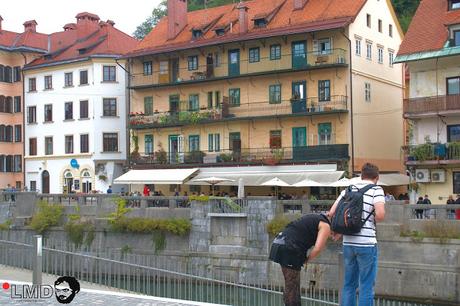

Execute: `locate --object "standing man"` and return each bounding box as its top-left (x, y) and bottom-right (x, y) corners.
top-left (422, 194), bottom-right (432, 219)
top-left (329, 163), bottom-right (385, 306)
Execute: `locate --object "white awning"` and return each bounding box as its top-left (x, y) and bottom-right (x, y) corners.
top-left (378, 173), bottom-right (410, 186)
top-left (187, 165), bottom-right (343, 186)
top-left (114, 168), bottom-right (199, 185)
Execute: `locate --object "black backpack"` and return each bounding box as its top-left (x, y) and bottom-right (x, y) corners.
top-left (331, 184), bottom-right (376, 235)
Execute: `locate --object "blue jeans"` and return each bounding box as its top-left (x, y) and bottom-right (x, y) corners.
top-left (341, 245), bottom-right (378, 306)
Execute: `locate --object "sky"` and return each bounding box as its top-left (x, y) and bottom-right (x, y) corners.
top-left (1, 0), bottom-right (163, 36)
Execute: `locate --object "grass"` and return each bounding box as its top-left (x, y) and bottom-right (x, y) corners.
top-left (400, 221), bottom-right (460, 243)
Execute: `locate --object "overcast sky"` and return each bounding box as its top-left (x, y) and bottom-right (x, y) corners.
top-left (1, 0), bottom-right (163, 36)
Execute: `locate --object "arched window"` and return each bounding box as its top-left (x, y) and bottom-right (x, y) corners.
top-left (4, 66), bottom-right (12, 83)
top-left (0, 96), bottom-right (5, 113)
top-left (0, 155), bottom-right (5, 172)
top-left (0, 65), bottom-right (4, 82)
top-left (5, 126), bottom-right (13, 142)
top-left (5, 97), bottom-right (12, 113)
top-left (5, 155), bottom-right (13, 172)
top-left (0, 125), bottom-right (5, 142)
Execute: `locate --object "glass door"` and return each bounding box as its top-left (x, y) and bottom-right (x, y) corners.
top-left (228, 49), bottom-right (240, 77)
top-left (292, 41), bottom-right (307, 69)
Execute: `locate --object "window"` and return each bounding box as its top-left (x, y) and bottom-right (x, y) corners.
top-left (13, 155), bottom-right (21, 172)
top-left (188, 56), bottom-right (198, 71)
top-left (80, 70), bottom-right (88, 85)
top-left (30, 181), bottom-right (37, 192)
top-left (270, 44), bottom-right (281, 60)
top-left (4, 66), bottom-right (12, 83)
top-left (27, 106), bottom-right (36, 124)
top-left (454, 172), bottom-right (460, 194)
top-left (215, 28), bottom-right (225, 36)
top-left (0, 65), bottom-right (3, 82)
top-left (103, 133), bottom-right (118, 152)
top-left (389, 24), bottom-right (393, 37)
top-left (208, 134), bottom-right (220, 152)
top-left (14, 96), bottom-right (21, 113)
top-left (3, 126), bottom-right (12, 142)
top-left (270, 130), bottom-right (282, 149)
top-left (65, 135), bottom-right (74, 154)
top-left (318, 80), bottom-right (331, 102)
top-left (189, 135), bottom-right (200, 152)
top-left (14, 125), bottom-right (21, 142)
top-left (29, 78), bottom-right (36, 92)
top-left (5, 155), bottom-right (13, 172)
top-left (229, 132), bottom-right (241, 151)
top-left (3, 97), bottom-right (12, 113)
top-left (64, 72), bottom-right (73, 87)
top-left (254, 18), bottom-right (267, 28)
top-left (450, 0), bottom-right (460, 10)
top-left (355, 39), bottom-right (361, 56)
top-left (365, 82), bottom-right (371, 102)
top-left (145, 135), bottom-right (154, 154)
top-left (192, 29), bottom-right (203, 39)
top-left (249, 47), bottom-right (260, 63)
top-left (44, 104), bottom-right (53, 122)
top-left (45, 137), bottom-right (53, 155)
top-left (366, 42), bottom-right (372, 60)
top-left (64, 102), bottom-right (73, 120)
top-left (103, 98), bottom-right (117, 116)
top-left (44, 75), bottom-right (52, 90)
top-left (80, 134), bottom-right (89, 153)
top-left (378, 47), bottom-right (384, 64)
top-left (229, 88), bottom-right (240, 106)
top-left (315, 38), bottom-right (332, 55)
top-left (214, 52), bottom-right (222, 67)
top-left (103, 66), bottom-right (116, 82)
top-left (366, 14), bottom-right (371, 28)
top-left (448, 125), bottom-right (460, 142)
top-left (29, 138), bottom-right (37, 156)
top-left (454, 30), bottom-right (460, 47)
top-left (318, 123), bottom-right (332, 145)
top-left (378, 19), bottom-right (382, 33)
top-left (144, 97), bottom-right (153, 115)
top-left (143, 61), bottom-right (153, 75)
top-left (13, 66), bottom-right (21, 82)
top-left (447, 77), bottom-right (460, 95)
top-left (389, 51), bottom-right (394, 67)
top-left (207, 92), bottom-right (214, 109)
top-left (269, 84), bottom-right (282, 104)
top-left (188, 94), bottom-right (199, 111)
top-left (80, 100), bottom-right (89, 119)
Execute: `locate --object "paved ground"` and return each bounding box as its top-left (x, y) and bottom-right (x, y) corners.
top-left (0, 266), bottom-right (227, 306)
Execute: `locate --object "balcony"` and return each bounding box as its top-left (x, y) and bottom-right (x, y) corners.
top-left (129, 95), bottom-right (347, 129)
top-left (403, 142), bottom-right (460, 165)
top-left (131, 144), bottom-right (349, 168)
top-left (403, 94), bottom-right (460, 118)
top-left (130, 49), bottom-right (348, 89)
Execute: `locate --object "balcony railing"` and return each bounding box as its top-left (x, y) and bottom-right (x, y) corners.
top-left (129, 95), bottom-right (347, 129)
top-left (130, 48), bottom-right (348, 88)
top-left (403, 142), bottom-right (460, 163)
top-left (403, 94), bottom-right (460, 117)
top-left (131, 144), bottom-right (349, 167)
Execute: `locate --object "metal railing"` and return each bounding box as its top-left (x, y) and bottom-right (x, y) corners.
top-left (403, 94), bottom-right (460, 117)
top-left (132, 144), bottom-right (349, 167)
top-left (406, 204), bottom-right (460, 220)
top-left (130, 49), bottom-right (348, 88)
top-left (403, 142), bottom-right (460, 162)
top-left (129, 96), bottom-right (348, 129)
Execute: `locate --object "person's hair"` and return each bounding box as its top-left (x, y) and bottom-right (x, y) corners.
top-left (361, 163), bottom-right (379, 180)
top-left (54, 276), bottom-right (80, 303)
top-left (418, 197), bottom-right (423, 200)
top-left (424, 194), bottom-right (428, 197)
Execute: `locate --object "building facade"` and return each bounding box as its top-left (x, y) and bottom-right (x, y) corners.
top-left (0, 18), bottom-right (48, 190)
top-left (23, 13), bottom-right (137, 193)
top-left (126, 0), bottom-right (404, 195)
top-left (396, 0), bottom-right (460, 202)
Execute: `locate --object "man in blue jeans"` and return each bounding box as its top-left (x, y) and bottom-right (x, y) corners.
top-left (329, 163), bottom-right (386, 306)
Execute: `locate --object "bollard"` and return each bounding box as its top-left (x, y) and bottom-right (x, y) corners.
top-left (33, 235), bottom-right (43, 286)
top-left (338, 251), bottom-right (344, 305)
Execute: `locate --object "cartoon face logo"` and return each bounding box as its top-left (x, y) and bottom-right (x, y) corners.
top-left (54, 276), bottom-right (80, 304)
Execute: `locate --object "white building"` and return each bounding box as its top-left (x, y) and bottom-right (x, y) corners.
top-left (23, 13), bottom-right (137, 193)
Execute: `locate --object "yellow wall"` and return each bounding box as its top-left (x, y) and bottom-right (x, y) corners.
top-left (415, 167), bottom-right (459, 204)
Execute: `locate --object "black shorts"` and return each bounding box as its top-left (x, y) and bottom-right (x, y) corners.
top-left (269, 235), bottom-right (306, 271)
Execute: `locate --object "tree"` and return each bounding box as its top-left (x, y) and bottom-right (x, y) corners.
top-left (133, 0), bottom-right (168, 40)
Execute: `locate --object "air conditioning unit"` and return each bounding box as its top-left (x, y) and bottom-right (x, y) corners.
top-left (431, 169), bottom-right (446, 183)
top-left (415, 169), bottom-right (430, 183)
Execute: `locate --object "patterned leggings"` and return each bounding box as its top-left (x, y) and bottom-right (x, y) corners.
top-left (282, 266), bottom-right (301, 306)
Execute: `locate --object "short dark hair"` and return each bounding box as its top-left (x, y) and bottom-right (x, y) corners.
top-left (361, 163), bottom-right (379, 180)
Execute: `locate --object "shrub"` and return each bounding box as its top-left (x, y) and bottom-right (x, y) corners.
top-left (0, 220), bottom-right (11, 231)
top-left (111, 217), bottom-right (191, 236)
top-left (64, 221), bottom-right (95, 248)
top-left (29, 201), bottom-right (64, 234)
top-left (266, 215), bottom-right (291, 236)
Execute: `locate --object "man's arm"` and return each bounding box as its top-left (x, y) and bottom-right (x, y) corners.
top-left (374, 202), bottom-right (385, 222)
top-left (306, 222), bottom-right (331, 263)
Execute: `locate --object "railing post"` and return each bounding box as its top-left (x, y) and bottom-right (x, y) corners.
top-left (33, 235), bottom-right (42, 286)
top-left (338, 251), bottom-right (344, 305)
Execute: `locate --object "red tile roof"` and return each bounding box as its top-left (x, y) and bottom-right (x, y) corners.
top-left (128, 0), bottom-right (366, 57)
top-left (0, 28), bottom-right (49, 52)
top-left (398, 0), bottom-right (460, 56)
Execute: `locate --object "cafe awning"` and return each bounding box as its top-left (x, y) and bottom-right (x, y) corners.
top-left (378, 173), bottom-right (410, 186)
top-left (114, 168), bottom-right (199, 185)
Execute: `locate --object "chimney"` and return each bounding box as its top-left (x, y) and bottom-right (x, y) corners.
top-left (167, 0), bottom-right (188, 40)
top-left (106, 20), bottom-right (115, 26)
top-left (23, 20), bottom-right (38, 32)
top-left (0, 16), bottom-right (3, 31)
top-left (293, 0), bottom-right (308, 10)
top-left (237, 2), bottom-right (249, 34)
top-left (75, 12), bottom-right (100, 39)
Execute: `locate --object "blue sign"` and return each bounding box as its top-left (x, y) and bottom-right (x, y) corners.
top-left (70, 159), bottom-right (79, 169)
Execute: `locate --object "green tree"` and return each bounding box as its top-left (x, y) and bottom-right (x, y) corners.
top-left (133, 0), bottom-right (168, 40)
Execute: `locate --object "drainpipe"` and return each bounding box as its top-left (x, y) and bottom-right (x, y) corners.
top-left (20, 52), bottom-right (27, 189)
top-left (116, 58), bottom-right (131, 170)
top-left (340, 29), bottom-right (355, 176)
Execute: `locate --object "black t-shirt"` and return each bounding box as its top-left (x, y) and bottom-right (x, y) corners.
top-left (282, 214), bottom-right (330, 254)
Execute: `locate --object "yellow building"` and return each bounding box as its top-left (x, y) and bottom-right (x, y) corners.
top-left (125, 0), bottom-right (404, 195)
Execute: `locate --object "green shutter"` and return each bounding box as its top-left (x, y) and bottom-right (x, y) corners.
top-left (144, 97), bottom-right (153, 115)
top-left (318, 123), bottom-right (332, 135)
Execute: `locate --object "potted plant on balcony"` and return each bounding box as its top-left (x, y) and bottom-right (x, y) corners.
top-left (130, 135), bottom-right (140, 160)
top-left (156, 142), bottom-right (167, 164)
top-left (218, 153), bottom-right (233, 163)
top-left (263, 148), bottom-right (284, 165)
top-left (410, 143), bottom-right (434, 161)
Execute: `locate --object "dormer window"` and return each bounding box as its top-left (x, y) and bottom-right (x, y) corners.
top-left (254, 18), bottom-right (267, 28)
top-left (450, 0), bottom-right (460, 10)
top-left (192, 29), bottom-right (203, 39)
top-left (215, 28), bottom-right (225, 36)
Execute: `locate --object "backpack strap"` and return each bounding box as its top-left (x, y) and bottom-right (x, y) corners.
top-left (360, 184), bottom-right (377, 225)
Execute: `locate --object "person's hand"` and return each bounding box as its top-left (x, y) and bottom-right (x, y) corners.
top-left (331, 233), bottom-right (342, 241)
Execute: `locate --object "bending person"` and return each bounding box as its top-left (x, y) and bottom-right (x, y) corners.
top-left (269, 213), bottom-right (333, 306)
